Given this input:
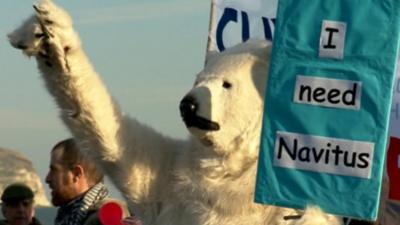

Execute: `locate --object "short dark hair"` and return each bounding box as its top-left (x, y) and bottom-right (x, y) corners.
top-left (52, 138), bottom-right (103, 186)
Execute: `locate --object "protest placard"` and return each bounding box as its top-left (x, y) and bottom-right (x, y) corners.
top-left (254, 0), bottom-right (400, 220)
top-left (208, 0), bottom-right (400, 221)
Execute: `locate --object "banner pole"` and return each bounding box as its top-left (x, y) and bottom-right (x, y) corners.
top-left (205, 0), bottom-right (216, 64)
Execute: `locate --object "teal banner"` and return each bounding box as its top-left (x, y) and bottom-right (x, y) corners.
top-left (255, 0), bottom-right (400, 220)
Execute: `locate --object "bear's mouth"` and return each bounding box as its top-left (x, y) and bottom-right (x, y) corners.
top-left (181, 114), bottom-right (220, 131)
top-left (179, 95), bottom-right (220, 131)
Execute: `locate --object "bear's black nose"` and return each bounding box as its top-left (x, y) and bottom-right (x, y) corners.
top-left (179, 95), bottom-right (198, 119)
top-left (179, 95), bottom-right (220, 131)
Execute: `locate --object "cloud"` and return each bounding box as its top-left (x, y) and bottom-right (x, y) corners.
top-left (75, 1), bottom-right (209, 25)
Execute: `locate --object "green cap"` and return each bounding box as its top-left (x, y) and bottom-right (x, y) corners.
top-left (1, 183), bottom-right (34, 202)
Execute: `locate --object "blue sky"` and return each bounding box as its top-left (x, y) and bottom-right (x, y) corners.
top-left (0, 0), bottom-right (210, 200)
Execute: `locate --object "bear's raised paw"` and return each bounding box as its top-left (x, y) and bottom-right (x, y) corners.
top-left (8, 0), bottom-right (80, 64)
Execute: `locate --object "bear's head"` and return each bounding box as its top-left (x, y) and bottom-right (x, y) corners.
top-left (180, 40), bottom-right (272, 158)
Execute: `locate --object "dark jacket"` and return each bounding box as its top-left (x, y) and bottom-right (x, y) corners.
top-left (0, 217), bottom-right (42, 225)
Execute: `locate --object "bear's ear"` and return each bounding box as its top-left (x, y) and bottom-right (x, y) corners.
top-left (205, 50), bottom-right (220, 66)
top-left (247, 40), bottom-right (273, 61)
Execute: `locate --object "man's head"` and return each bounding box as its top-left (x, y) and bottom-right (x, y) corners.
top-left (45, 138), bottom-right (103, 206)
top-left (1, 183), bottom-right (35, 225)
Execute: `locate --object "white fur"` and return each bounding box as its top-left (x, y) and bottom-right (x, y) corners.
top-left (9, 1), bottom-right (343, 225)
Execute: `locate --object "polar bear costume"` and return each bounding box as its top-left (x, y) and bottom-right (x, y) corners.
top-left (8, 1), bottom-right (342, 225)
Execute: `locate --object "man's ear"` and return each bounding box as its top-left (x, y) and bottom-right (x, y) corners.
top-left (71, 165), bottom-right (85, 182)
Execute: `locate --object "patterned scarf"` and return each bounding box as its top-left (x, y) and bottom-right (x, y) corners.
top-left (55, 182), bottom-right (109, 225)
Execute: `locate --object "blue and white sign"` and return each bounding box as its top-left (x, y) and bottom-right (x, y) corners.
top-left (208, 0), bottom-right (278, 51)
top-left (255, 0), bottom-right (400, 220)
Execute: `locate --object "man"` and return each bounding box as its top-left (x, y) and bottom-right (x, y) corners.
top-left (45, 138), bottom-right (111, 225)
top-left (0, 183), bottom-right (42, 225)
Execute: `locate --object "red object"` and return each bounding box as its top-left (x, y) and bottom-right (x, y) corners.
top-left (99, 202), bottom-right (123, 225)
top-left (387, 137), bottom-right (400, 200)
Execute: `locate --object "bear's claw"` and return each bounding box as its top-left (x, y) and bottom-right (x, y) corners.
top-left (38, 51), bottom-right (49, 59)
top-left (15, 43), bottom-right (28, 50)
top-left (33, 5), bottom-right (54, 38)
top-left (32, 4), bottom-right (49, 15)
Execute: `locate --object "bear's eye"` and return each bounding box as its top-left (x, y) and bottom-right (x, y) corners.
top-left (222, 81), bottom-right (232, 89)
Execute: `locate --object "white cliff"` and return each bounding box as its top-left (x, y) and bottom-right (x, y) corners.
top-left (0, 148), bottom-right (50, 206)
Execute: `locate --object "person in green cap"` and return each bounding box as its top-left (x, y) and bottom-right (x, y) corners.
top-left (0, 183), bottom-right (42, 225)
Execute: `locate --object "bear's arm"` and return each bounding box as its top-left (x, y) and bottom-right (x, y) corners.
top-left (7, 0), bottom-right (183, 213)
